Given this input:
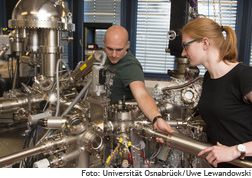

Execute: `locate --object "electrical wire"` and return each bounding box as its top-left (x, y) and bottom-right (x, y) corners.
top-left (20, 125), bottom-right (38, 167)
top-left (150, 144), bottom-right (162, 160)
top-left (185, 71), bottom-right (200, 96)
top-left (105, 143), bottom-right (121, 168)
top-left (139, 149), bottom-right (151, 168)
top-left (129, 152), bottom-right (132, 167)
top-left (36, 127), bottom-right (44, 133)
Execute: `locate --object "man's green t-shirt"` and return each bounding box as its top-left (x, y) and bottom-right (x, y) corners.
top-left (105, 51), bottom-right (145, 104)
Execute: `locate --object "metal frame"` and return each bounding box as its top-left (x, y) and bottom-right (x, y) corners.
top-left (0, 0), bottom-right (7, 28)
top-left (120, 0), bottom-right (138, 56)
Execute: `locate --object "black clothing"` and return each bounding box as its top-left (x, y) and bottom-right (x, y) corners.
top-left (198, 63), bottom-right (252, 163)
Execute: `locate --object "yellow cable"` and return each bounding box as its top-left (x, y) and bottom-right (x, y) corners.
top-left (127, 142), bottom-right (131, 147)
top-left (106, 156), bottom-right (111, 164)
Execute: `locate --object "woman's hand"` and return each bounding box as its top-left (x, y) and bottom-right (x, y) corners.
top-left (198, 142), bottom-right (240, 167)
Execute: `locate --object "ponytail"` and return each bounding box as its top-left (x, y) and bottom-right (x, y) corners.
top-left (220, 26), bottom-right (237, 63)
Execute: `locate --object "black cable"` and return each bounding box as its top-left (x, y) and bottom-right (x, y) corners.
top-left (22, 125), bottom-right (38, 167)
top-left (11, 55), bottom-right (14, 84)
top-left (28, 126), bottom-right (38, 167)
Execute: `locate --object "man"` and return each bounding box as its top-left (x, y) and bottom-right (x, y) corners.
top-left (103, 25), bottom-right (173, 139)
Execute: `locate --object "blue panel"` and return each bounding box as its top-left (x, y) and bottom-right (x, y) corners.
top-left (235, 0), bottom-right (252, 64)
top-left (0, 0), bottom-right (7, 28)
top-left (120, 0), bottom-right (137, 56)
top-left (72, 0), bottom-right (84, 69)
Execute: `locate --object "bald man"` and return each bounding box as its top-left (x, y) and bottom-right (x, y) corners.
top-left (103, 25), bottom-right (173, 138)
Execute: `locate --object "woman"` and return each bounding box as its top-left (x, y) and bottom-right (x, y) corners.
top-left (181, 18), bottom-right (252, 168)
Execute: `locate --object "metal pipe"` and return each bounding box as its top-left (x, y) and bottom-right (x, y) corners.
top-left (45, 116), bottom-right (67, 129)
top-left (61, 79), bottom-right (92, 116)
top-left (50, 149), bottom-right (81, 167)
top-left (41, 29), bottom-right (60, 78)
top-left (62, 149), bottom-right (81, 163)
top-left (161, 76), bottom-right (201, 91)
top-left (0, 136), bottom-right (77, 167)
top-left (12, 56), bottom-right (19, 89)
top-left (28, 30), bottom-right (39, 52)
top-left (167, 120), bottom-right (187, 127)
top-left (76, 149), bottom-right (89, 168)
top-left (0, 44), bottom-right (9, 58)
top-left (137, 126), bottom-right (252, 168)
top-left (0, 94), bottom-right (44, 113)
top-left (0, 144), bottom-right (47, 167)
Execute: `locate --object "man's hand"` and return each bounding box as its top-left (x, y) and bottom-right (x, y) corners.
top-left (154, 118), bottom-right (174, 143)
top-left (129, 81), bottom-right (174, 143)
top-left (198, 142), bottom-right (240, 167)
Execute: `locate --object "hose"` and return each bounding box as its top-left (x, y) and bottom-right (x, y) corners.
top-left (150, 144), bottom-right (162, 160)
top-left (161, 76), bottom-right (201, 91)
top-left (55, 58), bottom-right (70, 116)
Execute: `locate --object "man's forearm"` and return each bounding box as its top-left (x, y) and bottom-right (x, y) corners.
top-left (136, 93), bottom-right (161, 122)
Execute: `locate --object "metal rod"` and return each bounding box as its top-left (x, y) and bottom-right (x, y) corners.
top-left (50, 149), bottom-right (81, 167)
top-left (76, 150), bottom-right (89, 168)
top-left (0, 95), bottom-right (44, 113)
top-left (12, 57), bottom-right (18, 89)
top-left (0, 44), bottom-right (9, 58)
top-left (140, 127), bottom-right (252, 168)
top-left (0, 136), bottom-right (77, 167)
top-left (61, 79), bottom-right (92, 116)
top-left (161, 76), bottom-right (201, 91)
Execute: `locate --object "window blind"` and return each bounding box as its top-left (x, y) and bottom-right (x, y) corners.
top-left (136, 0), bottom-right (238, 76)
top-left (136, 0), bottom-right (174, 74)
top-left (197, 0), bottom-right (237, 75)
top-left (84, 0), bottom-right (121, 49)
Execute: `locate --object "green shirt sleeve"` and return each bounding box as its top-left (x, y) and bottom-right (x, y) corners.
top-left (118, 60), bottom-right (145, 87)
